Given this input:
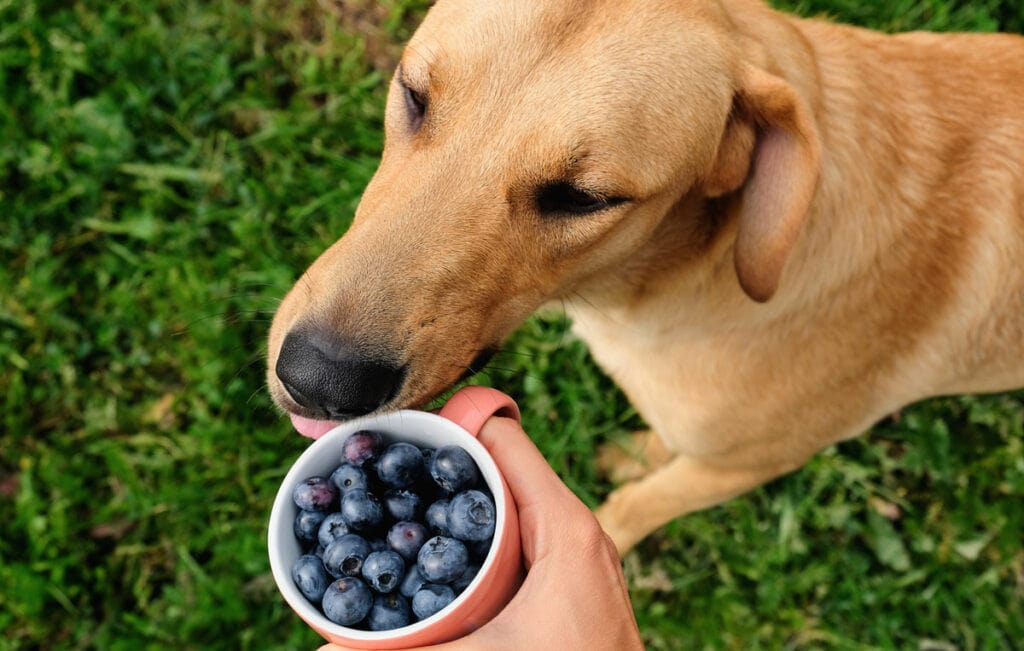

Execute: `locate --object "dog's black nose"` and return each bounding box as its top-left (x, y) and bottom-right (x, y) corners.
top-left (275, 328), bottom-right (404, 419)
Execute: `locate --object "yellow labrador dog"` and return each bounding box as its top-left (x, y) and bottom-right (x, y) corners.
top-left (267, 0), bottom-right (1024, 554)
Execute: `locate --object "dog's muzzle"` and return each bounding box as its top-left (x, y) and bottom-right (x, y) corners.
top-left (275, 327), bottom-right (405, 419)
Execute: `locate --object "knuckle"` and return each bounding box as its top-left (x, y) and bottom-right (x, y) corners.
top-left (572, 514), bottom-right (618, 560)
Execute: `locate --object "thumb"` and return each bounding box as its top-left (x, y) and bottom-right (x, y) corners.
top-left (475, 416), bottom-right (581, 516)
top-left (475, 417), bottom-right (595, 565)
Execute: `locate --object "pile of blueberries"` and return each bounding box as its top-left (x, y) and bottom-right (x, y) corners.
top-left (290, 430), bottom-right (497, 630)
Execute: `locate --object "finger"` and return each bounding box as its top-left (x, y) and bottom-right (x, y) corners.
top-left (476, 416), bottom-right (583, 516)
top-left (476, 417), bottom-right (596, 566)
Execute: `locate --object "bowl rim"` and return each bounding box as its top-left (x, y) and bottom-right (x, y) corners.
top-left (267, 409), bottom-right (509, 642)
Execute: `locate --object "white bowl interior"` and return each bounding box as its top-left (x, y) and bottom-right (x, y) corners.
top-left (268, 410), bottom-right (508, 642)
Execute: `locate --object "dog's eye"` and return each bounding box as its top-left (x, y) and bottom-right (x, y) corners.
top-left (401, 80), bottom-right (427, 129)
top-left (536, 182), bottom-right (626, 216)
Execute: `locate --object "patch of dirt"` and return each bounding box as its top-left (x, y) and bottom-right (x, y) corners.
top-left (268, 0), bottom-right (424, 73)
top-left (320, 0), bottom-right (422, 72)
top-left (623, 553), bottom-right (674, 592)
top-left (0, 472), bottom-right (18, 497)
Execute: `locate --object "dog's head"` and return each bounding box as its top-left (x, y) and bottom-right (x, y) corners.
top-left (267, 0), bottom-right (820, 427)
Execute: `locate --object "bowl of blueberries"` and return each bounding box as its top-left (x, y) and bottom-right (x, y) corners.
top-left (268, 387), bottom-right (524, 649)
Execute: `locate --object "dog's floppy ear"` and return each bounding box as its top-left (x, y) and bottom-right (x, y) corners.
top-left (704, 63), bottom-right (821, 302)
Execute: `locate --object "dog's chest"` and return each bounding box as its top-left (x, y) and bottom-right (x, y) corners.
top-left (568, 309), bottom-right (750, 457)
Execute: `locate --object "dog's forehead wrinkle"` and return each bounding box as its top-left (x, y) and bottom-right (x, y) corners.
top-left (400, 36), bottom-right (454, 93)
top-left (406, 10), bottom-right (735, 199)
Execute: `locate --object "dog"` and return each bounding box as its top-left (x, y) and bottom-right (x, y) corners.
top-left (267, 0), bottom-right (1024, 554)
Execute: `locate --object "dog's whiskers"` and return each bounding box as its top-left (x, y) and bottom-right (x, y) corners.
top-left (172, 309), bottom-right (277, 336)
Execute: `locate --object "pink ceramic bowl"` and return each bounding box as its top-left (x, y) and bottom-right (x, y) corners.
top-left (268, 387), bottom-right (524, 649)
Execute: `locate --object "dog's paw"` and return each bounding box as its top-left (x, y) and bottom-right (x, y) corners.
top-left (596, 430), bottom-right (673, 484)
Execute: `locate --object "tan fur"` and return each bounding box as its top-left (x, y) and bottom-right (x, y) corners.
top-left (268, 0), bottom-right (1024, 553)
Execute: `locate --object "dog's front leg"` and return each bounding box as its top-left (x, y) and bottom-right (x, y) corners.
top-left (594, 453), bottom-right (799, 555)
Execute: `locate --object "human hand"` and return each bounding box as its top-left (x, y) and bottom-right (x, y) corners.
top-left (318, 415), bottom-right (643, 651)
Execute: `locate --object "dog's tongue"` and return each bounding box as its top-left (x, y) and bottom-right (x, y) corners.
top-left (289, 413), bottom-right (341, 440)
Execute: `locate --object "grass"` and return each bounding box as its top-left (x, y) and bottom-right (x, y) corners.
top-left (1, 0), bottom-right (1021, 649)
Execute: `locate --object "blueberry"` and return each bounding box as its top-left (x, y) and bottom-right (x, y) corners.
top-left (342, 430), bottom-right (384, 467)
top-left (322, 533), bottom-right (371, 579)
top-left (447, 490), bottom-right (495, 541)
top-left (330, 463), bottom-right (369, 494)
top-left (322, 577), bottom-right (373, 626)
top-left (399, 564), bottom-right (429, 599)
top-left (387, 521), bottom-right (428, 562)
top-left (417, 536), bottom-right (469, 584)
top-left (369, 537), bottom-right (388, 553)
top-left (376, 442), bottom-right (425, 489)
top-left (421, 447), bottom-right (435, 468)
top-left (292, 476), bottom-right (339, 512)
top-left (383, 489), bottom-right (422, 522)
top-left (361, 550), bottom-right (406, 594)
top-left (367, 592), bottom-right (412, 631)
top-left (424, 499), bottom-right (451, 536)
top-left (430, 445), bottom-right (481, 493)
top-left (294, 509), bottom-right (328, 546)
top-left (340, 489), bottom-right (384, 532)
top-left (417, 449), bottom-right (440, 492)
top-left (291, 554), bottom-right (330, 604)
top-left (451, 563), bottom-right (480, 592)
top-left (411, 584), bottom-right (456, 620)
top-left (317, 512), bottom-right (352, 549)
top-left (467, 536), bottom-right (493, 562)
